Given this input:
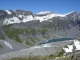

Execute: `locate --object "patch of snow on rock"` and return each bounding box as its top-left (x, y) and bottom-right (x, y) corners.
top-left (3, 17), bottom-right (21, 24)
top-left (35, 13), bottom-right (66, 22)
top-left (74, 40), bottom-right (80, 50)
top-left (5, 10), bottom-right (11, 14)
top-left (42, 44), bottom-right (51, 47)
top-left (30, 44), bottom-right (51, 49)
top-left (3, 41), bottom-right (13, 49)
top-left (23, 15), bottom-right (34, 22)
top-left (63, 40), bottom-right (80, 53)
top-left (19, 15), bottom-right (23, 18)
top-left (37, 11), bottom-right (52, 15)
top-left (0, 40), bottom-right (13, 49)
top-left (63, 45), bottom-right (73, 52)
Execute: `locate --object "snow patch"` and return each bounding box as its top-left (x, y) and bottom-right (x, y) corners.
top-left (0, 40), bottom-right (13, 49)
top-left (5, 10), bottom-right (11, 14)
top-left (74, 40), bottom-right (80, 50)
top-left (35, 11), bottom-right (76, 22)
top-left (35, 13), bottom-right (66, 22)
top-left (63, 40), bottom-right (80, 53)
top-left (19, 15), bottom-right (23, 18)
top-left (23, 15), bottom-right (34, 22)
top-left (3, 17), bottom-right (21, 24)
top-left (63, 45), bottom-right (73, 52)
top-left (30, 44), bottom-right (51, 49)
top-left (42, 44), bottom-right (51, 47)
top-left (4, 41), bottom-right (13, 49)
top-left (37, 11), bottom-right (52, 14)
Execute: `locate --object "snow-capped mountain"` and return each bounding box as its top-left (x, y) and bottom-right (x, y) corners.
top-left (0, 10), bottom-right (80, 25)
top-left (1, 9), bottom-right (80, 57)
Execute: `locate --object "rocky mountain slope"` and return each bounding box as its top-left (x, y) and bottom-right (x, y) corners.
top-left (0, 10), bottom-right (80, 55)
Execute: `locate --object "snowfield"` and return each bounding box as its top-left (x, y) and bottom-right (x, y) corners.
top-left (63, 40), bottom-right (80, 53)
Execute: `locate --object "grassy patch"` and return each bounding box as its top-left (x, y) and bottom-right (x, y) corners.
top-left (48, 54), bottom-right (56, 59)
top-left (42, 35), bottom-right (50, 39)
top-left (14, 35), bottom-right (23, 43)
top-left (8, 55), bottom-right (55, 60)
top-left (0, 35), bottom-right (5, 40)
top-left (8, 56), bottom-right (46, 60)
top-left (3, 25), bottom-right (23, 43)
top-left (8, 55), bottom-right (76, 60)
top-left (26, 40), bottom-right (34, 46)
top-left (56, 49), bottom-right (65, 57)
top-left (0, 44), bottom-right (3, 48)
top-left (25, 28), bottom-right (37, 35)
top-left (29, 37), bottom-right (36, 43)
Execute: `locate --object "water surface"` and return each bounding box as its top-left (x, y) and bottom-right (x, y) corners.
top-left (38, 38), bottom-right (75, 45)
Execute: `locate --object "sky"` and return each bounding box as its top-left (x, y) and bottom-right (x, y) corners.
top-left (0, 0), bottom-right (80, 14)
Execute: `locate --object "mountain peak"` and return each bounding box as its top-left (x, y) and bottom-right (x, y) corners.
top-left (37, 11), bottom-right (52, 15)
top-left (65, 11), bottom-right (77, 15)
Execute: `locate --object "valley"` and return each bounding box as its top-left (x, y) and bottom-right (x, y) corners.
top-left (0, 10), bottom-right (80, 60)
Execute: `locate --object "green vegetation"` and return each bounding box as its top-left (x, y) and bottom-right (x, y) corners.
top-left (0, 44), bottom-right (3, 48)
top-left (43, 23), bottom-right (52, 28)
top-left (26, 40), bottom-right (34, 46)
top-left (14, 35), bottom-right (23, 43)
top-left (8, 55), bottom-right (56, 60)
top-left (39, 29), bottom-right (48, 34)
top-left (25, 28), bottom-right (36, 35)
top-left (8, 55), bottom-right (78, 60)
top-left (42, 35), bottom-right (50, 39)
top-left (48, 54), bottom-right (56, 58)
top-left (3, 25), bottom-right (42, 43)
top-left (25, 28), bottom-right (48, 35)
top-left (0, 35), bottom-right (5, 40)
top-left (25, 37), bottom-right (39, 46)
top-left (3, 25), bottom-right (23, 43)
top-left (54, 26), bottom-right (57, 30)
top-left (56, 49), bottom-right (65, 57)
top-left (8, 56), bottom-right (46, 60)
top-left (29, 37), bottom-right (36, 43)
top-left (2, 24), bottom-right (48, 43)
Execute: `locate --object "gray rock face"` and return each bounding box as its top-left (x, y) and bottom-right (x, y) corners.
top-left (0, 10), bottom-right (7, 22)
top-left (0, 10), bottom-right (7, 16)
top-left (15, 9), bottom-right (33, 16)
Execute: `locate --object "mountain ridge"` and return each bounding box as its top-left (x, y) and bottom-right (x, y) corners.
top-left (0, 10), bottom-right (79, 25)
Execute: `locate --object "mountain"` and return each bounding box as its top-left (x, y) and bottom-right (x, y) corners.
top-left (0, 10), bottom-right (80, 25)
top-left (0, 9), bottom-right (80, 57)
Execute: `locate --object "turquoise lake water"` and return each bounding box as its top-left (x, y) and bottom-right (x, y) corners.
top-left (38, 38), bottom-right (75, 45)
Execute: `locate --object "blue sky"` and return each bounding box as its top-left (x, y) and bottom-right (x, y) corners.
top-left (0, 0), bottom-right (80, 14)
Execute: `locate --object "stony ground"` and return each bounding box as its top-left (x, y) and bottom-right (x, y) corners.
top-left (0, 40), bottom-right (72, 60)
